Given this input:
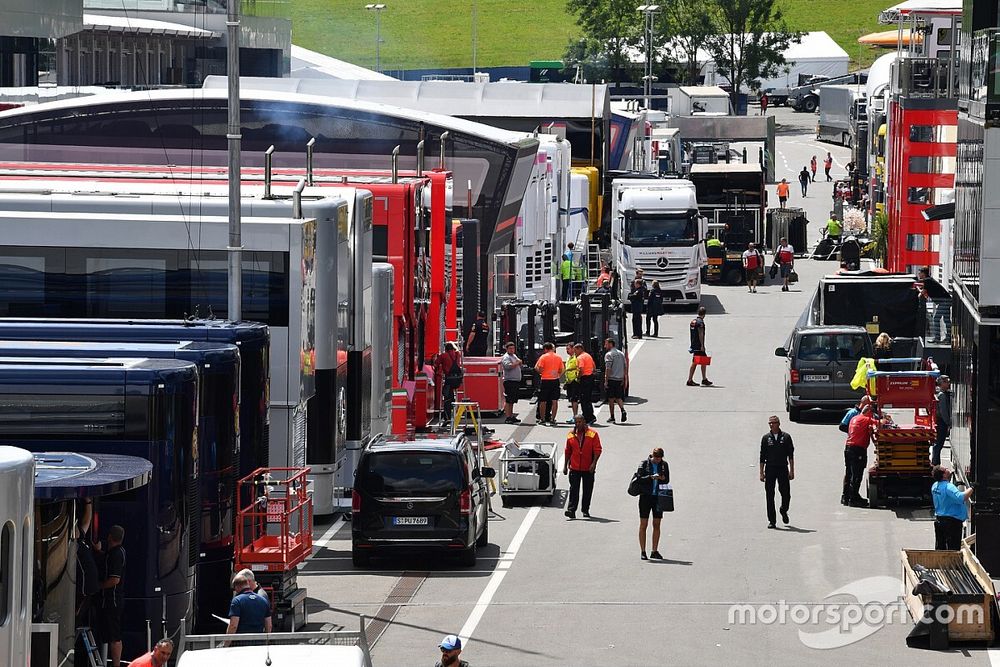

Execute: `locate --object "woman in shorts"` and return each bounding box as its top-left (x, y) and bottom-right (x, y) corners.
top-left (634, 447), bottom-right (669, 560)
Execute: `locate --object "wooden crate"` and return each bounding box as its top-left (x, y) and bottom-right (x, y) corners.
top-left (901, 541), bottom-right (996, 642)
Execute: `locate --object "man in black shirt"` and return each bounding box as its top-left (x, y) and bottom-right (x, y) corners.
top-left (465, 311), bottom-right (490, 357)
top-left (759, 416), bottom-right (795, 529)
top-left (96, 525), bottom-right (126, 667)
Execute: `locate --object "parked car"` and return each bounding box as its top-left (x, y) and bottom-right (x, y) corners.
top-left (351, 434), bottom-right (494, 567)
top-left (775, 325), bottom-right (873, 421)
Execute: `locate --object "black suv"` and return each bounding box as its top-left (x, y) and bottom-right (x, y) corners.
top-left (351, 435), bottom-right (495, 567)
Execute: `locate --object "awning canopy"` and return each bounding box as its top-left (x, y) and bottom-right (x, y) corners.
top-left (82, 13), bottom-right (221, 39)
top-left (879, 0), bottom-right (962, 25)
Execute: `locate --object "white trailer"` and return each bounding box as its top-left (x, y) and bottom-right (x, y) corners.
top-left (668, 86), bottom-right (732, 117)
top-left (611, 178), bottom-right (707, 305)
top-left (818, 84), bottom-right (865, 146)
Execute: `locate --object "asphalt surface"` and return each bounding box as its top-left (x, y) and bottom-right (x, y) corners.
top-left (298, 108), bottom-right (996, 666)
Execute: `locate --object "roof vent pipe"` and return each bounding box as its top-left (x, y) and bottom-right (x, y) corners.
top-left (292, 178), bottom-right (306, 218)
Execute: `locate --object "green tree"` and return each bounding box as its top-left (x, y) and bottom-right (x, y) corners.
top-left (703, 0), bottom-right (801, 113)
top-left (564, 0), bottom-right (641, 84)
top-left (659, 0), bottom-right (716, 85)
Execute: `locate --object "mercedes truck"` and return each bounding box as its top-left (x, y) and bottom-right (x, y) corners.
top-left (611, 178), bottom-right (707, 306)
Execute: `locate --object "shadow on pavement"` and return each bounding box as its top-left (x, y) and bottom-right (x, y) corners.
top-left (699, 293), bottom-right (727, 315)
top-left (891, 507), bottom-right (935, 522)
top-left (781, 525), bottom-right (817, 534)
top-left (792, 410), bottom-right (845, 425)
top-left (325, 607), bottom-right (558, 659)
top-left (649, 558), bottom-right (694, 566)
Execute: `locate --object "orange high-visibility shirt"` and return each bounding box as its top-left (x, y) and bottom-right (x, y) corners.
top-left (776, 182), bottom-right (790, 198)
top-left (536, 352), bottom-right (564, 380)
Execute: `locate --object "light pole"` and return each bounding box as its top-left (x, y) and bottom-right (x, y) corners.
top-left (637, 4), bottom-right (660, 109)
top-left (365, 4), bottom-right (386, 73)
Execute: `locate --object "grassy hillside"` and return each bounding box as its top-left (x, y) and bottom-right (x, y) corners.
top-left (290, 0), bottom-right (891, 73)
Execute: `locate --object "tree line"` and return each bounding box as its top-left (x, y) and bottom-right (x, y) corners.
top-left (565, 0), bottom-right (801, 110)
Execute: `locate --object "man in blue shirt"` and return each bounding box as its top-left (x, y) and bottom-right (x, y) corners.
top-left (226, 573), bottom-right (272, 637)
top-left (839, 395), bottom-right (871, 433)
top-left (931, 465), bottom-right (973, 550)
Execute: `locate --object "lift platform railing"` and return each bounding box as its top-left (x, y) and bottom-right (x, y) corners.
top-left (234, 467), bottom-right (313, 574)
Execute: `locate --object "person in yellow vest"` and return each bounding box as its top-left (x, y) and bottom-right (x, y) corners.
top-left (706, 232), bottom-right (724, 250)
top-left (563, 343), bottom-right (581, 422)
top-left (825, 216), bottom-right (843, 243)
top-left (559, 254), bottom-right (573, 301)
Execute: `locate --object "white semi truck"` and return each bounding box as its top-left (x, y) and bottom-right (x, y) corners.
top-left (611, 178), bottom-right (707, 306)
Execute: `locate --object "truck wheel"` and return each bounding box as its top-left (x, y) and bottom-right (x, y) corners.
top-left (352, 548), bottom-right (371, 568)
top-left (460, 544), bottom-right (478, 567)
top-left (802, 97), bottom-right (818, 113)
top-left (724, 268), bottom-right (743, 285)
top-left (867, 477), bottom-right (880, 509)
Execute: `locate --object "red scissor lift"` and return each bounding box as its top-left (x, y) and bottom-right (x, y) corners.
top-left (866, 368), bottom-right (939, 508)
top-left (234, 467), bottom-right (313, 631)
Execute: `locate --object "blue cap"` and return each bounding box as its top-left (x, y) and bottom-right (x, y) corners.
top-left (439, 635), bottom-right (462, 651)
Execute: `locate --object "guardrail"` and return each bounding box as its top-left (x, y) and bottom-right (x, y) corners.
top-left (178, 618), bottom-right (372, 666)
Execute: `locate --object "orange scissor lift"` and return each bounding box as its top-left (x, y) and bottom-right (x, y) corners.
top-left (865, 367), bottom-right (939, 508)
top-left (234, 467), bottom-right (313, 631)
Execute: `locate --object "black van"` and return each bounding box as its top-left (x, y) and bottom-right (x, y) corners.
top-left (351, 435), bottom-right (494, 567)
top-left (775, 325), bottom-right (873, 421)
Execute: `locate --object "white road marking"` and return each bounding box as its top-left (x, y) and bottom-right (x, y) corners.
top-left (313, 516), bottom-right (346, 550)
top-left (989, 647), bottom-right (1000, 667)
top-left (456, 339), bottom-right (647, 648)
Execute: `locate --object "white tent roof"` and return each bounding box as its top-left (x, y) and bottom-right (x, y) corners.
top-left (83, 13), bottom-right (219, 38)
top-left (223, 77), bottom-right (610, 119)
top-left (632, 31), bottom-right (848, 67)
top-left (289, 45), bottom-right (396, 81)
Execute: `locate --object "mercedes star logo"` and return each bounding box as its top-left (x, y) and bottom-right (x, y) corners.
top-left (656, 256), bottom-right (669, 269)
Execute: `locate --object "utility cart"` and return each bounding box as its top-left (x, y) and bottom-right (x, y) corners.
top-left (499, 441), bottom-right (557, 507)
top-left (866, 369), bottom-right (939, 508)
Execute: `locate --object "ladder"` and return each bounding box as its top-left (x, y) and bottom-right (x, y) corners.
top-left (79, 628), bottom-right (103, 667)
top-left (450, 401), bottom-right (497, 496)
top-left (586, 242), bottom-right (604, 279)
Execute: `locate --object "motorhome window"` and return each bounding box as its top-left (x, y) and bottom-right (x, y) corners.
top-left (909, 125), bottom-right (958, 143)
top-left (907, 234), bottom-right (928, 251)
top-left (362, 452), bottom-right (462, 493)
top-left (0, 394), bottom-right (126, 437)
top-left (0, 248), bottom-right (289, 325)
top-left (623, 212), bottom-right (698, 246)
top-left (908, 187), bottom-right (952, 205)
top-left (909, 156), bottom-right (956, 174)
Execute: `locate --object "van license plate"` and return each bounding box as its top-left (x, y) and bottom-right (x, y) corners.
top-left (393, 516), bottom-right (428, 526)
top-left (803, 374), bottom-right (830, 382)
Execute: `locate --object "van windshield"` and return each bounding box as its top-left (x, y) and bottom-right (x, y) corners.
top-left (363, 452), bottom-right (463, 493)
top-left (797, 334), bottom-right (869, 362)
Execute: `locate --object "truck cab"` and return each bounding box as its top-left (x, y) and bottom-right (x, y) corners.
top-left (611, 178), bottom-right (707, 305)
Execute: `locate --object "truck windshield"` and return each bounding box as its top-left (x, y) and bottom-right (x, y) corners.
top-left (624, 212), bottom-right (698, 247)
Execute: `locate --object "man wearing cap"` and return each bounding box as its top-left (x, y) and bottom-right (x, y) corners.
top-left (563, 414), bottom-right (602, 519)
top-left (435, 634), bottom-right (469, 667)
